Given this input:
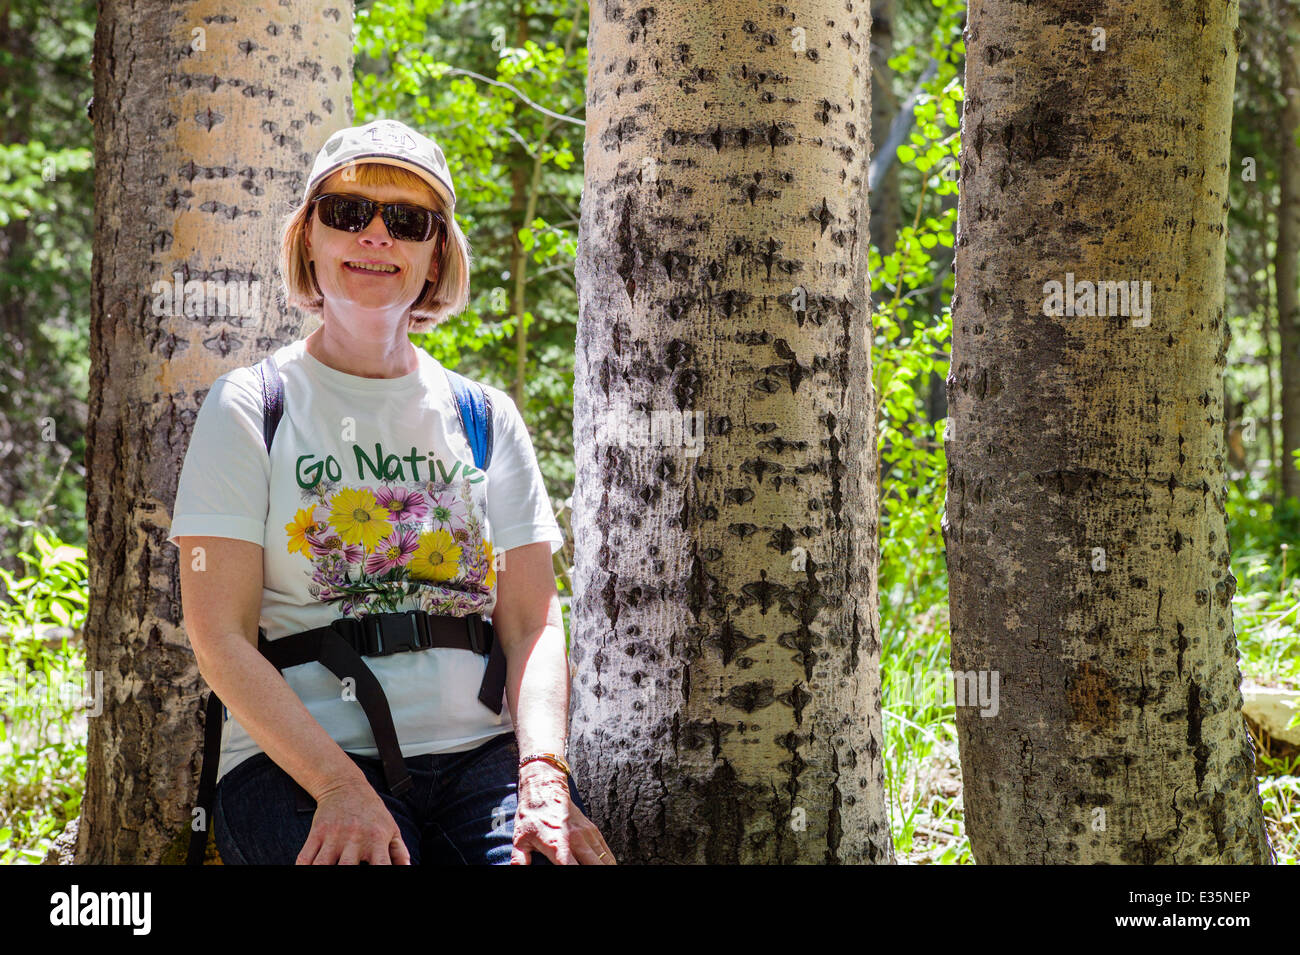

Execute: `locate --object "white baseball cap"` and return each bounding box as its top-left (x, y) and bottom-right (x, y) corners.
top-left (303, 119), bottom-right (456, 209)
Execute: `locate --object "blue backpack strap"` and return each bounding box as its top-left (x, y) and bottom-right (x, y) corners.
top-left (444, 366), bottom-right (494, 471)
top-left (252, 355), bottom-right (284, 454)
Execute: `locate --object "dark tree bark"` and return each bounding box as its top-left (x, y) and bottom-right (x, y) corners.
top-left (78, 0), bottom-right (353, 863)
top-left (944, 0), bottom-right (1271, 863)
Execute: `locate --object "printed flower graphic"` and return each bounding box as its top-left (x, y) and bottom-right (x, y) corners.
top-left (327, 487), bottom-right (393, 551)
top-left (376, 486), bottom-right (429, 524)
top-left (306, 528), bottom-right (365, 564)
top-left (408, 528), bottom-right (462, 583)
top-left (425, 488), bottom-right (469, 529)
top-left (365, 528), bottom-right (419, 576)
top-left (287, 470), bottom-right (492, 618)
top-left (285, 507), bottom-right (325, 557)
top-left (482, 539), bottom-right (497, 591)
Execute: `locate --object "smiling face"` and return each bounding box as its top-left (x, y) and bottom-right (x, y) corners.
top-left (303, 169), bottom-right (445, 328)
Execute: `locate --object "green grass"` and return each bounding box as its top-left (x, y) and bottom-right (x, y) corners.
top-left (1, 515), bottom-right (1295, 864)
top-left (0, 530), bottom-right (90, 864)
top-left (1255, 751), bottom-right (1300, 864)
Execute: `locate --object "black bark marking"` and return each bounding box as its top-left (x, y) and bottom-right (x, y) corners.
top-left (709, 619), bottom-right (762, 666)
top-left (739, 569), bottom-right (783, 613)
top-left (985, 44), bottom-right (1012, 65)
top-left (1188, 679), bottom-right (1208, 791)
top-left (825, 412), bottom-right (843, 530)
top-left (813, 197), bottom-right (832, 234)
top-left (615, 196), bottom-right (636, 302)
top-left (847, 608), bottom-right (860, 673)
top-left (728, 675), bottom-right (774, 712)
top-left (825, 746), bottom-right (842, 864)
top-left (780, 682), bottom-right (813, 725)
top-left (740, 457), bottom-right (782, 487)
top-left (673, 366), bottom-right (702, 411)
top-left (697, 760), bottom-right (745, 864)
top-left (685, 544), bottom-right (717, 622)
top-left (770, 337), bottom-right (809, 393)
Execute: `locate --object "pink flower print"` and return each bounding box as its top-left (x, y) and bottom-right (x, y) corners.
top-left (376, 486), bottom-right (429, 524)
top-left (305, 529), bottom-right (364, 565)
top-left (307, 528), bottom-right (344, 557)
top-left (427, 490), bottom-right (468, 529)
top-left (365, 528), bottom-right (419, 576)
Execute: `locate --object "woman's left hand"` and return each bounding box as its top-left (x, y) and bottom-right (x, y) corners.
top-left (511, 763), bottom-right (616, 865)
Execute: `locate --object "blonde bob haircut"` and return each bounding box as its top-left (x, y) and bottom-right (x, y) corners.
top-left (280, 162), bottom-right (472, 333)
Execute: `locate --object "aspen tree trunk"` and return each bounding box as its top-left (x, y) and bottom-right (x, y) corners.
top-left (1276, 0), bottom-right (1300, 501)
top-left (944, 0), bottom-right (1272, 863)
top-left (77, 1), bottom-right (353, 863)
top-left (570, 1), bottom-right (892, 863)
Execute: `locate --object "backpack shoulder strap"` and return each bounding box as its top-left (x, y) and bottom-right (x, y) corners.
top-left (252, 355), bottom-right (284, 454)
top-left (444, 366), bottom-right (495, 471)
top-left (251, 355), bottom-right (490, 470)
top-left (193, 358), bottom-right (282, 865)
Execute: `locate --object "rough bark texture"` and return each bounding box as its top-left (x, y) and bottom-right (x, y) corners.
top-left (79, 0), bottom-right (352, 863)
top-left (1277, 0), bottom-right (1300, 501)
top-left (943, 0), bottom-right (1272, 863)
top-left (569, 0), bottom-right (892, 863)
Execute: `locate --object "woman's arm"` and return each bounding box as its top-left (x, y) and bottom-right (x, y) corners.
top-left (177, 534), bottom-right (410, 863)
top-left (491, 540), bottom-right (614, 864)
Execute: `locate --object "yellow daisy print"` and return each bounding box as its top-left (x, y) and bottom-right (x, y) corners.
top-left (327, 487), bottom-right (393, 552)
top-left (285, 507), bottom-right (321, 557)
top-left (409, 528), bottom-right (462, 582)
top-left (482, 540), bottom-right (497, 591)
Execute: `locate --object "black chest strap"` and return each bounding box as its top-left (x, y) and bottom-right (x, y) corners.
top-left (188, 610), bottom-right (507, 864)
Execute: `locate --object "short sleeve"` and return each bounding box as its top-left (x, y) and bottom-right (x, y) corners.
top-left (484, 389), bottom-right (564, 555)
top-left (167, 370), bottom-right (270, 549)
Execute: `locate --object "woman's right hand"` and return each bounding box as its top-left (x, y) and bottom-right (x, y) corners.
top-left (296, 777), bottom-right (411, 865)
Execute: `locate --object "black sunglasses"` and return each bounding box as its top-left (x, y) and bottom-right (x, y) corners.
top-left (311, 193), bottom-right (447, 243)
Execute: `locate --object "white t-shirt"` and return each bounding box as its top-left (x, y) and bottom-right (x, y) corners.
top-left (166, 338), bottom-right (563, 782)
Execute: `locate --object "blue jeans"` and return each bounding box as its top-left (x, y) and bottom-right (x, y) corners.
top-left (213, 730), bottom-right (587, 865)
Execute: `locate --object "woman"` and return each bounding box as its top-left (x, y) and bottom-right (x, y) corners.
top-left (169, 119), bottom-right (614, 865)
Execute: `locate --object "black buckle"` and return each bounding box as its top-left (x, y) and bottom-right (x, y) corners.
top-left (360, 610), bottom-right (431, 657)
